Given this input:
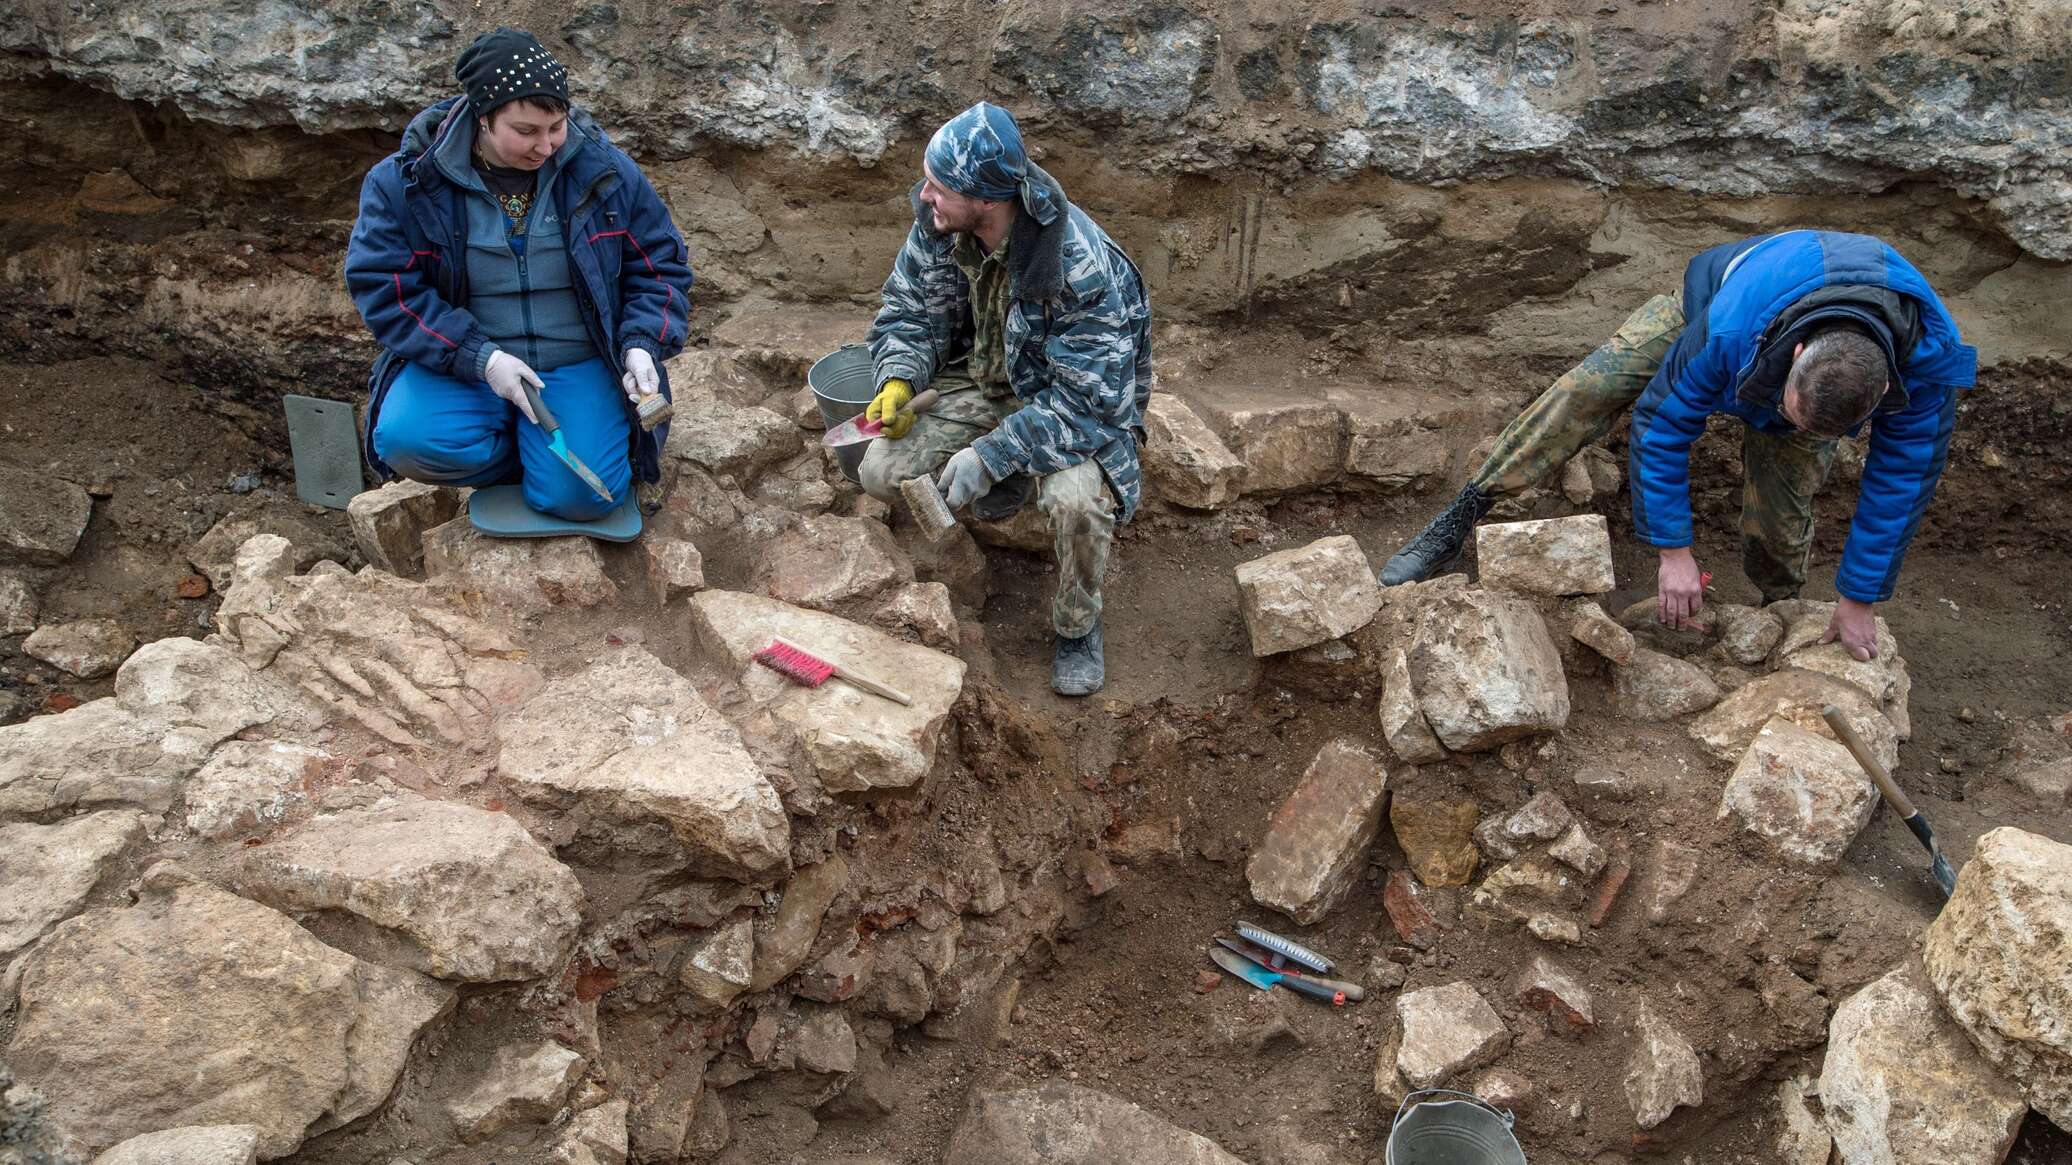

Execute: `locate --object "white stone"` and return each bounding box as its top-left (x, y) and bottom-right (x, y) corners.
top-left (448, 1041), bottom-right (587, 1143)
top-left (1245, 738), bottom-right (1390, 925)
top-left (1407, 586), bottom-right (1568, 752)
top-left (1719, 718), bottom-right (1877, 867)
top-left (1234, 535), bottom-right (1382, 656)
top-left (1392, 981), bottom-right (1509, 1089)
top-left (239, 792), bottom-right (584, 982)
top-left (1718, 605), bottom-right (1785, 666)
top-left (766, 514), bottom-right (912, 610)
top-left (552, 1098), bottom-right (630, 1165)
top-left (679, 917), bottom-right (755, 1010)
top-left (1624, 1000), bottom-right (1703, 1130)
top-left (947, 1082), bottom-right (1246, 1164)
top-left (92, 1125), bottom-right (263, 1165)
top-left (643, 535), bottom-right (706, 602)
top-left (1193, 392), bottom-right (1346, 496)
top-left (0, 571), bottom-right (37, 634)
top-left (688, 590), bottom-right (965, 794)
top-left (1689, 668), bottom-right (1899, 773)
top-left (1548, 823), bottom-right (1606, 877)
top-left (1502, 791), bottom-right (1573, 842)
top-left (183, 741), bottom-right (330, 839)
top-left (346, 481), bottom-right (459, 577)
top-left (1922, 827), bottom-right (2072, 1128)
top-left (665, 401), bottom-right (798, 480)
top-left (1775, 1077), bottom-right (1831, 1165)
top-left (1612, 648), bottom-right (1722, 721)
top-left (496, 646), bottom-right (790, 881)
top-left (422, 518), bottom-right (617, 612)
top-left (1565, 597), bottom-right (1635, 665)
top-left (874, 580), bottom-right (960, 651)
top-left (1142, 394), bottom-right (1245, 509)
top-left (1474, 515), bottom-right (1615, 596)
top-left (1820, 965), bottom-right (2025, 1165)
top-left (0, 810), bottom-right (151, 964)
top-left (1378, 646), bottom-right (1445, 763)
top-left (1773, 602), bottom-right (1913, 738)
top-left (2011, 756), bottom-right (2072, 806)
top-left (24, 617), bottom-right (136, 678)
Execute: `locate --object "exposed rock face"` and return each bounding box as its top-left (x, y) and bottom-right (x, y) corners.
top-left (1474, 515), bottom-right (1614, 596)
top-left (1234, 535), bottom-right (1382, 656)
top-left (1819, 965), bottom-right (2026, 1165)
top-left (183, 740), bottom-right (329, 839)
top-left (689, 590), bottom-right (965, 793)
top-left (765, 514), bottom-right (911, 610)
top-left (496, 646), bottom-right (790, 881)
top-left (6, 873), bottom-right (452, 1159)
top-left (1246, 738), bottom-right (1389, 924)
top-left (1611, 649), bottom-right (1722, 721)
top-left (1624, 1000), bottom-right (1704, 1130)
top-left (1921, 827), bottom-right (2072, 1128)
top-left (238, 792), bottom-right (585, 982)
top-left (23, 617), bottom-right (135, 678)
top-left (0, 810), bottom-right (150, 964)
top-left (1388, 795), bottom-right (1479, 887)
top-left (447, 1041), bottom-right (587, 1144)
top-left (1386, 982), bottom-right (1510, 1091)
top-left (1194, 394), bottom-right (1345, 495)
top-left (0, 571), bottom-right (36, 634)
top-left (1378, 647), bottom-right (1446, 762)
top-left (946, 1082), bottom-right (1244, 1164)
top-left (346, 481), bottom-right (459, 578)
top-left (0, 461), bottom-right (92, 566)
top-left (1406, 587), bottom-right (1569, 752)
top-left (1689, 668), bottom-right (1899, 773)
top-left (1719, 718), bottom-right (1878, 867)
top-left (666, 402), bottom-right (799, 481)
top-left (1142, 394), bottom-right (1245, 510)
top-left (421, 519), bottom-right (618, 612)
top-left (92, 1125), bottom-right (263, 1165)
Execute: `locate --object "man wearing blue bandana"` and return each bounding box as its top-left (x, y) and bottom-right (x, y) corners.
top-left (858, 102), bottom-right (1153, 696)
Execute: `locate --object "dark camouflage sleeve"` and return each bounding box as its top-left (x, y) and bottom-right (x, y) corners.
top-left (867, 221), bottom-right (943, 391)
top-left (969, 272), bottom-right (1145, 483)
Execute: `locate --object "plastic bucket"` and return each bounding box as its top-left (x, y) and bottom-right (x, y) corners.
top-left (1385, 1091), bottom-right (1527, 1165)
top-left (808, 343), bottom-right (878, 484)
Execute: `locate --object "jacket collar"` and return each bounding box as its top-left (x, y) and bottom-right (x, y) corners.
top-left (402, 96), bottom-right (604, 196)
top-left (1736, 283), bottom-right (1922, 418)
top-left (910, 164), bottom-right (1073, 303)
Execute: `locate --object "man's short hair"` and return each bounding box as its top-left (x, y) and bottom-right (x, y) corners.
top-left (488, 95), bottom-right (569, 124)
top-left (1788, 326), bottom-right (1887, 438)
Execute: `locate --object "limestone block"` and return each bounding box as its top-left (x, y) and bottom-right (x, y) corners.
top-left (422, 518), bottom-right (617, 612)
top-left (1388, 795), bottom-right (1478, 887)
top-left (448, 1041), bottom-right (587, 1143)
top-left (1328, 387), bottom-right (1454, 494)
top-left (679, 917), bottom-right (755, 1010)
top-left (1689, 668), bottom-right (1898, 773)
top-left (1246, 738), bottom-right (1389, 924)
top-left (1194, 391), bottom-right (1347, 495)
top-left (1378, 646), bottom-right (1444, 764)
top-left (1565, 597), bottom-right (1635, 665)
top-left (1474, 515), bottom-right (1615, 596)
top-left (665, 401), bottom-right (798, 480)
top-left (0, 571), bottom-right (38, 634)
top-left (1772, 602), bottom-right (1913, 738)
top-left (873, 581), bottom-right (959, 651)
top-left (1922, 827), bottom-right (2072, 1128)
top-left (1624, 1000), bottom-right (1703, 1130)
top-left (184, 741), bottom-right (329, 839)
top-left (0, 810), bottom-right (151, 964)
top-left (24, 617), bottom-right (136, 678)
top-left (239, 792), bottom-right (585, 982)
top-left (1142, 394), bottom-right (1244, 509)
top-left (750, 852), bottom-right (849, 992)
top-left (346, 481), bottom-right (459, 577)
top-left (1718, 605), bottom-right (1785, 666)
top-left (186, 508), bottom-right (350, 592)
top-left (91, 1125), bottom-right (263, 1165)
top-left (1515, 955), bottom-right (1595, 1035)
top-left (1234, 534), bottom-right (1381, 656)
top-left (643, 535), bottom-right (706, 602)
top-left (1719, 718), bottom-right (1877, 867)
top-left (688, 590), bottom-right (965, 793)
top-left (1612, 648), bottom-right (1722, 721)
top-left (947, 1082), bottom-right (1245, 1164)
top-left (1390, 982), bottom-right (1509, 1090)
top-left (1407, 587), bottom-right (1568, 752)
top-left (497, 646), bottom-right (790, 881)
top-left (0, 461), bottom-right (92, 566)
top-left (766, 514), bottom-right (912, 610)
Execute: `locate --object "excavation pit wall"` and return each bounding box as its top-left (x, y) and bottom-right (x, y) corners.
top-left (4, 2), bottom-right (2072, 1161)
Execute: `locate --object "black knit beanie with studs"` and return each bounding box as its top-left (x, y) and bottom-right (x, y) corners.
top-left (455, 27), bottom-right (569, 119)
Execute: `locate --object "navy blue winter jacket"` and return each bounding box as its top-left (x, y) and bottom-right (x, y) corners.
top-left (1628, 231), bottom-right (1977, 603)
top-left (345, 97), bottom-right (694, 485)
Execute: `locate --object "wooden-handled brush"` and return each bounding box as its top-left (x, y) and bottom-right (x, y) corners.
top-left (752, 638), bottom-right (912, 706)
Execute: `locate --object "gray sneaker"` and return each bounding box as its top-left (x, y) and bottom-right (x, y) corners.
top-left (1051, 620), bottom-right (1105, 696)
top-left (1378, 483), bottom-right (1495, 586)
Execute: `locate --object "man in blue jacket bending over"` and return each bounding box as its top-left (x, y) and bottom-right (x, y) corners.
top-left (1376, 231), bottom-right (1976, 661)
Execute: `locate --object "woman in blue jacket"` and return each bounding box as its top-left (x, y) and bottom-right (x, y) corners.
top-left (345, 27), bottom-right (693, 520)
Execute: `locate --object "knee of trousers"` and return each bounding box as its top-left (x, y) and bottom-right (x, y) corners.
top-left (524, 475), bottom-right (622, 522)
top-left (855, 449), bottom-right (903, 503)
top-left (375, 423), bottom-right (507, 485)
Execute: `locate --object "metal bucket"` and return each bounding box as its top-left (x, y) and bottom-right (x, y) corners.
top-left (1386, 1091), bottom-right (1527, 1165)
top-left (807, 343), bottom-right (877, 484)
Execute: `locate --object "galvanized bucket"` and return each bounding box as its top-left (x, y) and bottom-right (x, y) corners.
top-left (807, 343), bottom-right (877, 484)
top-left (1386, 1090), bottom-right (1527, 1165)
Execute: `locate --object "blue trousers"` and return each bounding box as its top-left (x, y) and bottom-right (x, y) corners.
top-left (373, 356), bottom-right (633, 521)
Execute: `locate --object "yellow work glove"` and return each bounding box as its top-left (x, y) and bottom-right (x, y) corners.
top-left (865, 378), bottom-right (916, 440)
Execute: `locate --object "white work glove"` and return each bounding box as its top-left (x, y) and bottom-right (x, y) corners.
top-left (621, 348), bottom-right (659, 402)
top-left (483, 350), bottom-right (543, 425)
top-left (938, 446), bottom-right (995, 511)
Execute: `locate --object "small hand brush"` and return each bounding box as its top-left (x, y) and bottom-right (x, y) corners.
top-left (751, 638), bottom-right (913, 706)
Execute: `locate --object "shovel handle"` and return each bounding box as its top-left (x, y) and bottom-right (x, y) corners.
top-left (1821, 705), bottom-right (1916, 817)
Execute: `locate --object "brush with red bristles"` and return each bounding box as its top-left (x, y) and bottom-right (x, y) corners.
top-left (752, 638), bottom-right (912, 706)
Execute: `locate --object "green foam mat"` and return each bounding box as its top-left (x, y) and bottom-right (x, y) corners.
top-left (467, 484), bottom-right (642, 542)
top-left (284, 394), bottom-right (365, 510)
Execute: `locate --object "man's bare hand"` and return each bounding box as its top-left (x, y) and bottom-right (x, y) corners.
top-left (1657, 547), bottom-right (1707, 630)
top-left (1819, 597), bottom-right (1880, 661)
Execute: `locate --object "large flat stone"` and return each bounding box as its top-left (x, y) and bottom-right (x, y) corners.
top-left (1688, 668), bottom-right (1898, 773)
top-left (1624, 999), bottom-right (1703, 1130)
top-left (765, 514), bottom-right (912, 610)
top-left (422, 518), bottom-right (617, 612)
top-left (239, 792), bottom-right (584, 982)
top-left (1922, 827), bottom-right (2072, 1128)
top-left (1390, 981), bottom-right (1509, 1090)
top-left (1719, 718), bottom-right (1877, 867)
top-left (23, 617), bottom-right (136, 679)
top-left (1191, 390), bottom-right (1346, 496)
top-left (183, 740), bottom-right (330, 839)
top-left (346, 480), bottom-right (460, 578)
top-left (92, 1125), bottom-right (263, 1165)
top-left (6, 873), bottom-right (452, 1159)
top-left (946, 1082), bottom-right (1245, 1164)
top-left (688, 590), bottom-right (965, 794)
top-left (1612, 648), bottom-right (1721, 721)
top-left (1820, 964), bottom-right (2025, 1165)
top-left (497, 646), bottom-right (790, 881)
top-left (1474, 515), bottom-right (1615, 596)
top-left (0, 810), bottom-right (151, 965)
top-left (1407, 586), bottom-right (1569, 752)
top-left (1771, 601), bottom-right (1913, 738)
top-left (1246, 738), bottom-right (1390, 924)
top-left (1234, 534), bottom-right (1382, 656)
top-left (665, 401), bottom-right (799, 480)
top-left (0, 461), bottom-right (92, 566)
top-left (1325, 385), bottom-right (1458, 494)
top-left (447, 1041), bottom-right (586, 1143)
top-left (1142, 394), bottom-right (1244, 510)
top-left (1378, 646), bottom-right (1446, 762)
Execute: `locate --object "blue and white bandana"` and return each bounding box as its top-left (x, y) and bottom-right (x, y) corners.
top-left (924, 102), bottom-right (1060, 225)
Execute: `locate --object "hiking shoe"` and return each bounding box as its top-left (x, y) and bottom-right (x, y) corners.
top-left (1052, 620), bottom-right (1105, 696)
top-left (971, 472), bottom-right (1035, 522)
top-left (1377, 483), bottom-right (1495, 586)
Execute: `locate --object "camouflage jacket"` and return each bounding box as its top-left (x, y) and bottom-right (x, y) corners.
top-left (868, 166), bottom-right (1153, 521)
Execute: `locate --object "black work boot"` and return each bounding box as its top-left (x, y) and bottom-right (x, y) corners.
top-left (1377, 483), bottom-right (1496, 586)
top-left (971, 472), bottom-right (1035, 522)
top-left (1052, 619), bottom-right (1105, 696)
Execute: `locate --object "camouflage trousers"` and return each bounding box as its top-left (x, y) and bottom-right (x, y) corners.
top-left (1468, 292), bottom-right (1838, 603)
top-left (857, 365), bottom-right (1114, 637)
